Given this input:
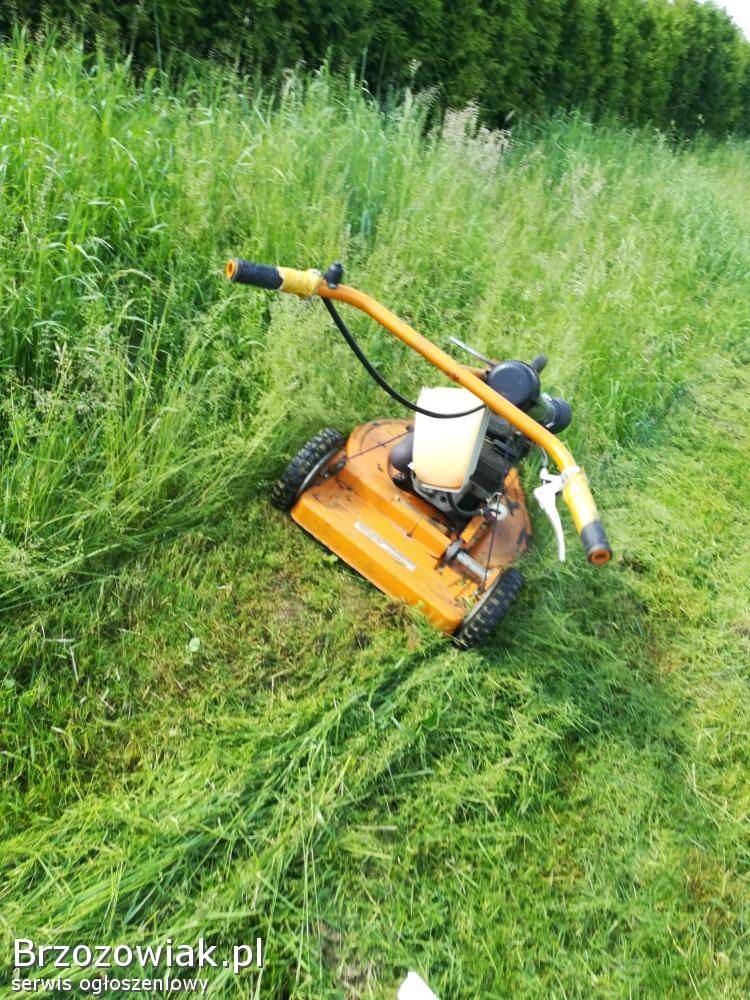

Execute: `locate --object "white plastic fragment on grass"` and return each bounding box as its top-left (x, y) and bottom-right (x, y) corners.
top-left (397, 972), bottom-right (440, 1000)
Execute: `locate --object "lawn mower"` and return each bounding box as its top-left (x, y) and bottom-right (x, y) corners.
top-left (226, 257), bottom-right (611, 646)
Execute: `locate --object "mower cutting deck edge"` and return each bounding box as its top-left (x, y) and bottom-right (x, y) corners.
top-left (226, 258), bottom-right (611, 646)
top-left (274, 419), bottom-right (530, 643)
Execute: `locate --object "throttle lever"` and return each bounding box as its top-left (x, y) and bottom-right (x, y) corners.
top-left (533, 465), bottom-right (580, 562)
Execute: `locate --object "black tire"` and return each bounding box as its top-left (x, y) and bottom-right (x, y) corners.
top-left (271, 428), bottom-right (345, 511)
top-left (454, 567), bottom-right (523, 648)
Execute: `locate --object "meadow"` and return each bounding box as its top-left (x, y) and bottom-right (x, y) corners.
top-left (1, 37), bottom-right (750, 998)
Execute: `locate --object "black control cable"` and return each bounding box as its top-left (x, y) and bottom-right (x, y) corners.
top-left (322, 298), bottom-right (485, 420)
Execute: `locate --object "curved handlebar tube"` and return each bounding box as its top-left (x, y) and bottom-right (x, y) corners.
top-left (226, 259), bottom-right (612, 564)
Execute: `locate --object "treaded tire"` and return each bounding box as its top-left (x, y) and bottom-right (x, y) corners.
top-left (271, 428), bottom-right (345, 511)
top-left (454, 567), bottom-right (523, 648)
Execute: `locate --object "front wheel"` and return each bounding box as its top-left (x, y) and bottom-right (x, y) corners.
top-left (454, 567), bottom-right (523, 648)
top-left (271, 428), bottom-right (345, 511)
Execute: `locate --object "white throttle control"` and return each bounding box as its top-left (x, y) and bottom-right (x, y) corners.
top-left (533, 465), bottom-right (580, 562)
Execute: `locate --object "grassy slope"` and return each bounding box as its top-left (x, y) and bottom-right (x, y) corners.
top-left (1, 39), bottom-right (750, 998)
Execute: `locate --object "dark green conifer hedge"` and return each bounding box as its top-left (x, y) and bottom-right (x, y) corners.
top-left (2, 0), bottom-right (748, 135)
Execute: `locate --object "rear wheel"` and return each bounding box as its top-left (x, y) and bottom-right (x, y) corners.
top-left (271, 428), bottom-right (345, 511)
top-left (455, 567), bottom-right (523, 648)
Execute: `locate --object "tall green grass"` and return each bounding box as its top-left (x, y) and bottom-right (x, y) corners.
top-left (1, 37), bottom-right (750, 998)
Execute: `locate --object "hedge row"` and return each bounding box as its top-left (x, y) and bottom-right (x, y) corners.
top-left (3, 0), bottom-right (749, 135)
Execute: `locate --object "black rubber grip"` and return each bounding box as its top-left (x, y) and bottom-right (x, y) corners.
top-left (226, 258), bottom-right (282, 289)
top-left (580, 520), bottom-right (612, 565)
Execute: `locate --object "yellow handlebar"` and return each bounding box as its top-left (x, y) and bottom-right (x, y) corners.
top-left (226, 258), bottom-right (612, 564)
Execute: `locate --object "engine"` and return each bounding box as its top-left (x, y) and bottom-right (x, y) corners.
top-left (390, 354), bottom-right (572, 523)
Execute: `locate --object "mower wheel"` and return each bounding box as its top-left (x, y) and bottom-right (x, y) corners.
top-left (271, 428), bottom-right (345, 511)
top-left (455, 567), bottom-right (523, 648)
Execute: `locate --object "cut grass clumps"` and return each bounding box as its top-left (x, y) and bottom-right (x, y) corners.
top-left (1, 35), bottom-right (750, 999)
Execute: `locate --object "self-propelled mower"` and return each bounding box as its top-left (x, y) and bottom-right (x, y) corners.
top-left (227, 258), bottom-right (611, 646)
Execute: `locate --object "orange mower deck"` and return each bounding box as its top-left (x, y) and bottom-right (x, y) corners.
top-left (292, 420), bottom-right (532, 633)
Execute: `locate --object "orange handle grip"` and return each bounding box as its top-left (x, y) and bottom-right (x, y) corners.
top-left (226, 258), bottom-right (322, 297)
